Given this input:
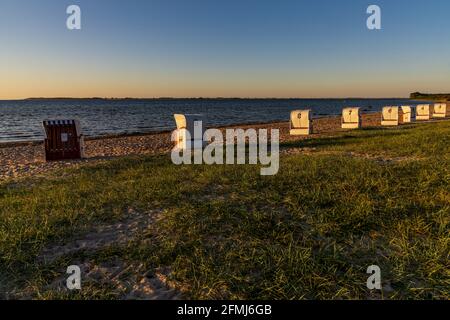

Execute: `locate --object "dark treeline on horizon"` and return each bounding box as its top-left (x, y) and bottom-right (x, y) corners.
top-left (19, 97), bottom-right (411, 101)
top-left (410, 92), bottom-right (450, 100)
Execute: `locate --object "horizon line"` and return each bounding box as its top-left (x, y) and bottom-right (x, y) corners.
top-left (0, 96), bottom-right (414, 101)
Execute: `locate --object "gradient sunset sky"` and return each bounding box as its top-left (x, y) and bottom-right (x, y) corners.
top-left (1, 0), bottom-right (449, 99)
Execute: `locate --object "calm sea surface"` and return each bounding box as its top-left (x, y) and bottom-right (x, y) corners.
top-left (0, 98), bottom-right (428, 143)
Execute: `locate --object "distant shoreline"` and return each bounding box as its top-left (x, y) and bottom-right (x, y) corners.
top-left (410, 92), bottom-right (450, 101)
top-left (1, 92), bottom-right (442, 101)
top-left (3, 97), bottom-right (412, 101)
top-left (13, 93), bottom-right (448, 101)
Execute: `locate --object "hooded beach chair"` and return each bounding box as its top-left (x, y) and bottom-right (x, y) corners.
top-left (173, 114), bottom-right (206, 150)
top-left (289, 110), bottom-right (312, 135)
top-left (432, 103), bottom-right (447, 118)
top-left (43, 120), bottom-right (85, 161)
top-left (400, 106), bottom-right (413, 123)
top-left (416, 104), bottom-right (431, 121)
top-left (381, 106), bottom-right (401, 126)
top-left (341, 107), bottom-right (361, 129)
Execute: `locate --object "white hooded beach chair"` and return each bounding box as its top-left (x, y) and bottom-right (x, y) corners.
top-left (432, 103), bottom-right (447, 118)
top-left (290, 110), bottom-right (312, 135)
top-left (416, 104), bottom-right (431, 121)
top-left (381, 106), bottom-right (400, 126)
top-left (400, 106), bottom-right (413, 123)
top-left (173, 114), bottom-right (205, 150)
top-left (341, 107), bottom-right (361, 129)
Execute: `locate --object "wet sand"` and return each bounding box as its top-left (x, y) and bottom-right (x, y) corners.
top-left (0, 113), bottom-right (382, 180)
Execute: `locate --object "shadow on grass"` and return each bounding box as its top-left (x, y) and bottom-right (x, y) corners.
top-left (281, 128), bottom-right (409, 150)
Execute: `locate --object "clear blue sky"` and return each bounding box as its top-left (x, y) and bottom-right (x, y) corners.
top-left (1, 0), bottom-right (449, 98)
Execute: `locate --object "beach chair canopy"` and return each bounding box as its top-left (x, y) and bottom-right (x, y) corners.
top-left (400, 106), bottom-right (413, 123)
top-left (289, 109), bottom-right (312, 135)
top-left (416, 104), bottom-right (430, 116)
top-left (342, 107), bottom-right (360, 123)
top-left (416, 104), bottom-right (431, 120)
top-left (381, 106), bottom-right (401, 126)
top-left (342, 107), bottom-right (361, 129)
top-left (401, 106), bottom-right (412, 114)
top-left (174, 114), bottom-right (205, 137)
top-left (382, 106), bottom-right (399, 121)
top-left (432, 103), bottom-right (447, 118)
top-left (173, 114), bottom-right (205, 150)
top-left (290, 110), bottom-right (311, 129)
top-left (42, 119), bottom-right (84, 161)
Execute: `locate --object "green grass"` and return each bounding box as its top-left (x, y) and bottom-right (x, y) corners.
top-left (0, 121), bottom-right (449, 299)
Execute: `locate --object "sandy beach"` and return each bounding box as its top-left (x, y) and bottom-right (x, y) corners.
top-left (0, 112), bottom-right (384, 181)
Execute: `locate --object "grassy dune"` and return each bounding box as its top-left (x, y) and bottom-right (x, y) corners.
top-left (0, 121), bottom-right (449, 299)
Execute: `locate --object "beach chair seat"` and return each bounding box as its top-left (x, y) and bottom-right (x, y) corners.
top-left (43, 120), bottom-right (85, 161)
top-left (341, 107), bottom-right (361, 129)
top-left (432, 103), bottom-right (447, 118)
top-left (381, 106), bottom-right (401, 126)
top-left (400, 106), bottom-right (413, 123)
top-left (416, 104), bottom-right (431, 121)
top-left (289, 110), bottom-right (312, 135)
top-left (173, 114), bottom-right (206, 150)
